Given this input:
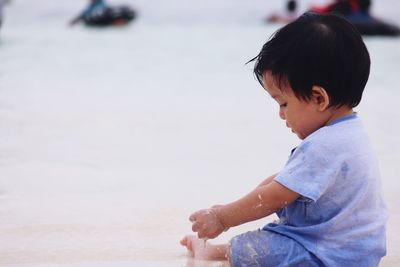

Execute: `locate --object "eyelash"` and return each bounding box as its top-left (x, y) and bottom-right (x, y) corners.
top-left (280, 103), bottom-right (287, 108)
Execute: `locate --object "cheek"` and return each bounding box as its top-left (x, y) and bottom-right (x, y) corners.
top-left (284, 108), bottom-right (295, 121)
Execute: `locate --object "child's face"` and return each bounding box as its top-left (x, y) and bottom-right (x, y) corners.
top-left (263, 71), bottom-right (329, 140)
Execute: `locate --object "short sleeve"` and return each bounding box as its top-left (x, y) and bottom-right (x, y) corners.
top-left (275, 140), bottom-right (339, 202)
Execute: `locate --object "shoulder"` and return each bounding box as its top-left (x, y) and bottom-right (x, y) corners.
top-left (290, 116), bottom-right (372, 166)
top-left (307, 116), bottom-right (366, 148)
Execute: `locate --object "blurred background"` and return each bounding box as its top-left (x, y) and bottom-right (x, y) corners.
top-left (2, 0), bottom-right (400, 26)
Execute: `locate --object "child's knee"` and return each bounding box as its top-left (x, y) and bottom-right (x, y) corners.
top-left (229, 230), bottom-right (269, 267)
top-left (229, 229), bottom-right (323, 267)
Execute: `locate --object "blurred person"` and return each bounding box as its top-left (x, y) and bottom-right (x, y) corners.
top-left (310, 0), bottom-right (371, 21)
top-left (181, 12), bottom-right (387, 266)
top-left (266, 0), bottom-right (298, 23)
top-left (266, 0), bottom-right (399, 36)
top-left (69, 0), bottom-right (136, 27)
top-left (310, 0), bottom-right (400, 36)
top-left (69, 0), bottom-right (107, 26)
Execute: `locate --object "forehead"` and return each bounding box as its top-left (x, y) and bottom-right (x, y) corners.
top-left (262, 71), bottom-right (286, 98)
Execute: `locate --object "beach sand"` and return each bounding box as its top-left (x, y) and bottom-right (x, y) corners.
top-left (1, 0), bottom-right (399, 266)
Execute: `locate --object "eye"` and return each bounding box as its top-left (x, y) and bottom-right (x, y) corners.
top-left (279, 103), bottom-right (287, 108)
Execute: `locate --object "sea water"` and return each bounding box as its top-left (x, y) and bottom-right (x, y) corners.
top-left (1, 0), bottom-right (399, 266)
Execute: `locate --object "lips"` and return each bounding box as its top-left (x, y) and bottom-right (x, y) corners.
top-left (285, 122), bottom-right (295, 133)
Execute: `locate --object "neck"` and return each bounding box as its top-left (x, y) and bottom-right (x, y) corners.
top-left (325, 106), bottom-right (354, 126)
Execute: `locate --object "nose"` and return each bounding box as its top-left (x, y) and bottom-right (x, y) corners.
top-left (279, 109), bottom-right (286, 120)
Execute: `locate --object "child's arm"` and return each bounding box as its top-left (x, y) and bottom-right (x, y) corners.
top-left (256, 173), bottom-right (278, 188)
top-left (189, 180), bottom-right (299, 239)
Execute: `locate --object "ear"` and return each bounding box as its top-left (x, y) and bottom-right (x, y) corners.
top-left (311, 86), bottom-right (330, 111)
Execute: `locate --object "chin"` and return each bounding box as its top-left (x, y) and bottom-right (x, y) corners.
top-left (294, 132), bottom-right (305, 140)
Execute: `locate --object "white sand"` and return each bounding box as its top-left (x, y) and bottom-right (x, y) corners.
top-left (0, 0), bottom-right (399, 266)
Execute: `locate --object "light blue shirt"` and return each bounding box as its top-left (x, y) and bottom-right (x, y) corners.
top-left (265, 114), bottom-right (387, 266)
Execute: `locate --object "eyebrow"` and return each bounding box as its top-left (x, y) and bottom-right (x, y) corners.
top-left (270, 94), bottom-right (279, 100)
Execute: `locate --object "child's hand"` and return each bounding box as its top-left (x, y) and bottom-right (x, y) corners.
top-left (189, 208), bottom-right (226, 239)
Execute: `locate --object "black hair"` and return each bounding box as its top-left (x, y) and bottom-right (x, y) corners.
top-left (251, 12), bottom-right (370, 108)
